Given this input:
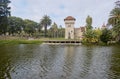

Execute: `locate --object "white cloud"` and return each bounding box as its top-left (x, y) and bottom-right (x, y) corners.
top-left (10, 0), bottom-right (116, 27)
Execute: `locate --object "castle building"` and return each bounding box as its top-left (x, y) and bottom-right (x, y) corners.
top-left (64, 16), bottom-right (85, 40)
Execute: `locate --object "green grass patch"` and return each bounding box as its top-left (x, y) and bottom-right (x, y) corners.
top-left (0, 40), bottom-right (43, 45)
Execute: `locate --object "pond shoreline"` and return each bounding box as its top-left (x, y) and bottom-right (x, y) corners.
top-left (0, 39), bottom-right (119, 46)
top-left (0, 36), bottom-right (119, 46)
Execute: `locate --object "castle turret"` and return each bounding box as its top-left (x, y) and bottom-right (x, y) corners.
top-left (64, 16), bottom-right (76, 39)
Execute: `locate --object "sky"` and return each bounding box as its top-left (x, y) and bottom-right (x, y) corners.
top-left (10, 0), bottom-right (117, 28)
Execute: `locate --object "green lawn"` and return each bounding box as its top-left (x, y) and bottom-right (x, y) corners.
top-left (0, 40), bottom-right (43, 45)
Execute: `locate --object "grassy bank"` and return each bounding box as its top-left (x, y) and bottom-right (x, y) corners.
top-left (0, 36), bottom-right (119, 46)
top-left (0, 40), bottom-right (43, 45)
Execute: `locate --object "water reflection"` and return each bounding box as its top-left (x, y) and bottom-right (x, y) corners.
top-left (37, 45), bottom-right (59, 79)
top-left (0, 45), bottom-right (120, 79)
top-left (85, 46), bottom-right (112, 79)
top-left (62, 46), bottom-right (76, 79)
top-left (78, 46), bottom-right (93, 78)
top-left (109, 45), bottom-right (120, 79)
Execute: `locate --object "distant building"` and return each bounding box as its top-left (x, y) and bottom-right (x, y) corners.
top-left (64, 16), bottom-right (86, 39)
top-left (101, 23), bottom-right (107, 30)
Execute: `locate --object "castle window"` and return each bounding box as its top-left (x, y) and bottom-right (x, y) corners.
top-left (68, 25), bottom-right (71, 27)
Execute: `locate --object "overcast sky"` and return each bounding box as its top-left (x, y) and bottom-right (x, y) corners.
top-left (10, 0), bottom-right (117, 28)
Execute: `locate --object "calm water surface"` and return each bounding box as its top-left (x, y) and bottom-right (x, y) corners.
top-left (0, 44), bottom-right (120, 79)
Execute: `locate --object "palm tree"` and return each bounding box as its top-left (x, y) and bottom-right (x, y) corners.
top-left (108, 8), bottom-right (120, 26)
top-left (108, 1), bottom-right (120, 42)
top-left (112, 23), bottom-right (120, 41)
top-left (40, 15), bottom-right (52, 37)
top-left (52, 22), bottom-right (58, 38)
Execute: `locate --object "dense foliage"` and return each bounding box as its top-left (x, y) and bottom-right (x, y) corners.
top-left (86, 15), bottom-right (92, 30)
top-left (108, 1), bottom-right (120, 42)
top-left (8, 16), bottom-right (24, 35)
top-left (6, 16), bottom-right (64, 38)
top-left (49, 23), bottom-right (65, 38)
top-left (0, 0), bottom-right (11, 34)
top-left (100, 29), bottom-right (112, 44)
top-left (83, 15), bottom-right (96, 43)
top-left (83, 1), bottom-right (120, 44)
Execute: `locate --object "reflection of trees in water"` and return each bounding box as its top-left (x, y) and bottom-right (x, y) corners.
top-left (0, 57), bottom-right (12, 79)
top-left (109, 46), bottom-right (120, 79)
top-left (62, 46), bottom-right (76, 79)
top-left (0, 45), bottom-right (38, 79)
top-left (0, 45), bottom-right (19, 79)
top-left (60, 46), bottom-right (93, 79)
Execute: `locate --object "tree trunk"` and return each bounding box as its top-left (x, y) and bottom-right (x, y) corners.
top-left (44, 25), bottom-right (47, 37)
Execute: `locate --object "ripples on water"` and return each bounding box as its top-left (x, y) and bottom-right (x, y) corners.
top-left (0, 44), bottom-right (120, 79)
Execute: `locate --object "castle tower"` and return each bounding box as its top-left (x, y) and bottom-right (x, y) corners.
top-left (64, 16), bottom-right (76, 39)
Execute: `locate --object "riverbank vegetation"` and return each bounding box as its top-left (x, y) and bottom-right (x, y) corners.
top-left (0, 37), bottom-right (43, 45)
top-left (83, 1), bottom-right (120, 45)
top-left (0, 40), bottom-right (42, 45)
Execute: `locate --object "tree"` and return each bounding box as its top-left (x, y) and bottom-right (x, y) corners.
top-left (0, 0), bottom-right (11, 34)
top-left (112, 23), bottom-right (120, 41)
top-left (51, 22), bottom-right (58, 38)
top-left (83, 29), bottom-right (97, 43)
top-left (24, 19), bottom-right (38, 35)
top-left (86, 15), bottom-right (92, 30)
top-left (94, 28), bottom-right (102, 42)
top-left (8, 16), bottom-right (24, 35)
top-left (108, 1), bottom-right (120, 42)
top-left (58, 25), bottom-right (65, 38)
top-left (108, 8), bottom-right (120, 26)
top-left (100, 29), bottom-right (112, 44)
top-left (40, 15), bottom-right (52, 37)
top-left (83, 15), bottom-right (95, 43)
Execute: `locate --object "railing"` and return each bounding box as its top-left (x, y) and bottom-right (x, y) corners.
top-left (43, 40), bottom-right (82, 45)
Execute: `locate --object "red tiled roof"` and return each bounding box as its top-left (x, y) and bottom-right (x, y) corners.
top-left (64, 16), bottom-right (76, 21)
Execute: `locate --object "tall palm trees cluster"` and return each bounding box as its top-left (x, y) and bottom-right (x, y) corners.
top-left (40, 15), bottom-right (65, 38)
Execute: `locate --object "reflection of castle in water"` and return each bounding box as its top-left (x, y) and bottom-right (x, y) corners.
top-left (63, 46), bottom-right (76, 78)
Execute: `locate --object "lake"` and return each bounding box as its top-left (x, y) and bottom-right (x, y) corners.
top-left (0, 44), bottom-right (120, 79)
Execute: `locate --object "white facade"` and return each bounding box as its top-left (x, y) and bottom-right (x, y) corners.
top-left (64, 16), bottom-right (85, 40)
top-left (65, 20), bottom-right (75, 39)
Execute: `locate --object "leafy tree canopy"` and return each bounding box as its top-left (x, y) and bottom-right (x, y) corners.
top-left (0, 0), bottom-right (11, 34)
top-left (40, 15), bottom-right (52, 37)
top-left (86, 15), bottom-right (92, 30)
top-left (100, 29), bottom-right (112, 43)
